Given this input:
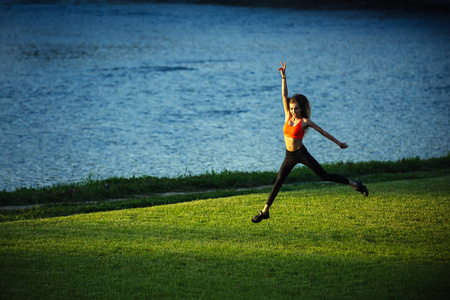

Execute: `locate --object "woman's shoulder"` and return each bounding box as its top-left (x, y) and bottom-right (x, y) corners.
top-left (302, 118), bottom-right (316, 127)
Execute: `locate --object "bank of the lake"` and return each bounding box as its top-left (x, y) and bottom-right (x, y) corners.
top-left (1, 154), bottom-right (449, 221)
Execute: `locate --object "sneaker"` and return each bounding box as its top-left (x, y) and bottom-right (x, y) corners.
top-left (252, 211), bottom-right (270, 223)
top-left (355, 179), bottom-right (369, 196)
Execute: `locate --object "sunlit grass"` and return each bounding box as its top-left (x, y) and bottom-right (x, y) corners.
top-left (1, 154), bottom-right (449, 222)
top-left (1, 154), bottom-right (448, 207)
top-left (1, 176), bottom-right (449, 299)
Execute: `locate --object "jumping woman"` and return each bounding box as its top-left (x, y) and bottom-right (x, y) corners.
top-left (252, 62), bottom-right (368, 223)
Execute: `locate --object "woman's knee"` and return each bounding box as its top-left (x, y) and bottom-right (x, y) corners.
top-left (274, 174), bottom-right (286, 188)
top-left (320, 173), bottom-right (332, 181)
top-left (322, 173), bottom-right (349, 184)
top-left (311, 168), bottom-right (329, 181)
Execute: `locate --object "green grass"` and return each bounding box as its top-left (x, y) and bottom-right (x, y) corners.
top-left (1, 175), bottom-right (449, 299)
top-left (2, 154), bottom-right (449, 207)
top-left (1, 154), bottom-right (449, 222)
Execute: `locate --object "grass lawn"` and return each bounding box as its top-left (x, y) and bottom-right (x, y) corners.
top-left (1, 175), bottom-right (449, 299)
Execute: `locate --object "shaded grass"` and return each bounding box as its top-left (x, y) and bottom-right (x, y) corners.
top-left (1, 154), bottom-right (449, 206)
top-left (1, 175), bottom-right (449, 299)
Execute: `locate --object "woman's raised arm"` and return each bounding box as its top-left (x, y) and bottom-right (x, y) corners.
top-left (278, 62), bottom-right (290, 121)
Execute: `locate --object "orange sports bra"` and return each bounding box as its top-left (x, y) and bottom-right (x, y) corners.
top-left (283, 118), bottom-right (305, 140)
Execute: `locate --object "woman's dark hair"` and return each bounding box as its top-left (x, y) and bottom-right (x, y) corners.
top-left (289, 94), bottom-right (311, 119)
top-left (289, 94), bottom-right (311, 135)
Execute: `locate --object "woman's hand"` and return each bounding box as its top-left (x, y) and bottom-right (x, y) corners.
top-left (339, 142), bottom-right (349, 149)
top-left (278, 62), bottom-right (286, 78)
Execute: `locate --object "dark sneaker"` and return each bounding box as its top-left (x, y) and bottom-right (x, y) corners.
top-left (252, 211), bottom-right (270, 223)
top-left (355, 179), bottom-right (369, 196)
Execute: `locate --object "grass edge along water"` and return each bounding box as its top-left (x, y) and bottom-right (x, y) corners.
top-left (2, 154), bottom-right (449, 204)
top-left (2, 153), bottom-right (449, 203)
top-left (0, 154), bottom-right (449, 221)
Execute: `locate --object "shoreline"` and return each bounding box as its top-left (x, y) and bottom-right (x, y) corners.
top-left (1, 154), bottom-right (448, 221)
top-left (1, 169), bottom-right (448, 221)
top-left (6, 0), bottom-right (450, 11)
top-left (2, 154), bottom-right (449, 197)
top-left (164, 0), bottom-right (450, 11)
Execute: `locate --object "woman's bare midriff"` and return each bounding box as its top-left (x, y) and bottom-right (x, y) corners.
top-left (284, 137), bottom-right (303, 152)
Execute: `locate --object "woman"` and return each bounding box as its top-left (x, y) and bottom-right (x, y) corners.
top-left (252, 62), bottom-right (368, 223)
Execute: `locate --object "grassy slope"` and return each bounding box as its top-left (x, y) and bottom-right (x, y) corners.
top-left (1, 175), bottom-right (449, 299)
top-left (2, 154), bottom-right (449, 207)
top-left (1, 155), bottom-right (449, 222)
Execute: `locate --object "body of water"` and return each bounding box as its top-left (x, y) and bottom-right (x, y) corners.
top-left (0, 2), bottom-right (449, 191)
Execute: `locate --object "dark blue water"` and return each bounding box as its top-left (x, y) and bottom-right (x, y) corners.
top-left (1, 3), bottom-right (449, 191)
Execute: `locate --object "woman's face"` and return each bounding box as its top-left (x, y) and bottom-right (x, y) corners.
top-left (290, 103), bottom-right (301, 118)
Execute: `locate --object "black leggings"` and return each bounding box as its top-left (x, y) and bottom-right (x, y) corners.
top-left (266, 146), bottom-right (350, 207)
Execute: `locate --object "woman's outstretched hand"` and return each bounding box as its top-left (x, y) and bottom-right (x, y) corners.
top-left (278, 62), bottom-right (286, 78)
top-left (339, 142), bottom-right (349, 149)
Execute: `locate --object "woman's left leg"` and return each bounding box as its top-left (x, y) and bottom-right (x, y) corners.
top-left (299, 147), bottom-right (351, 185)
top-left (300, 147), bottom-right (369, 196)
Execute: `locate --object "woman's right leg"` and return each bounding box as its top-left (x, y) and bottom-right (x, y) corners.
top-left (253, 152), bottom-right (297, 223)
top-left (265, 152), bottom-right (297, 208)
top-left (252, 150), bottom-right (301, 223)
